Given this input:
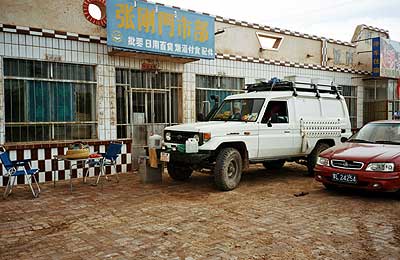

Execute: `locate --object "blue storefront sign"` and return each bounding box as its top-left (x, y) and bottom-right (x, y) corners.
top-left (372, 37), bottom-right (381, 77)
top-left (106, 0), bottom-right (215, 59)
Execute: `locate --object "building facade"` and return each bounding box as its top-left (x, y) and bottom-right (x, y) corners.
top-left (0, 0), bottom-right (398, 187)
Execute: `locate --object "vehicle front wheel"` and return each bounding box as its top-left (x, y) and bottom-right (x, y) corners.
top-left (214, 148), bottom-right (243, 191)
top-left (263, 160), bottom-right (286, 170)
top-left (306, 142), bottom-right (330, 176)
top-left (323, 183), bottom-right (337, 190)
top-left (395, 189), bottom-right (400, 200)
top-left (167, 163), bottom-right (193, 181)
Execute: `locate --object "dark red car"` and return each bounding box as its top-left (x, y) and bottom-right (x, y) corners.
top-left (315, 120), bottom-right (400, 194)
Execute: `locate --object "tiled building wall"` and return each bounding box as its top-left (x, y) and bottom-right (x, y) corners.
top-left (0, 27), bottom-right (367, 186)
top-left (0, 141), bottom-right (132, 187)
top-left (0, 57), bottom-right (4, 144)
top-left (352, 77), bottom-right (366, 128)
top-left (0, 27), bottom-right (368, 136)
top-left (182, 71), bottom-right (196, 123)
top-left (97, 65), bottom-right (117, 140)
top-left (0, 29), bottom-right (186, 186)
top-left (0, 30), bottom-right (185, 139)
top-left (185, 58), bottom-right (362, 126)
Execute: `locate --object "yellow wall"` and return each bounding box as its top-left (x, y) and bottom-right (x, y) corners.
top-left (0, 0), bottom-right (106, 37)
top-left (215, 22), bottom-right (323, 65)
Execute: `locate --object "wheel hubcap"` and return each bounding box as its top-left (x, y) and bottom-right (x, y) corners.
top-left (227, 160), bottom-right (237, 178)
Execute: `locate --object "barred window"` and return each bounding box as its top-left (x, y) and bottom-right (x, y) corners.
top-left (340, 85), bottom-right (357, 128)
top-left (4, 58), bottom-right (97, 143)
top-left (116, 69), bottom-right (182, 143)
top-left (196, 75), bottom-right (244, 117)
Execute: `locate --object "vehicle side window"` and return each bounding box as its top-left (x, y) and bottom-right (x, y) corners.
top-left (261, 101), bottom-right (289, 124)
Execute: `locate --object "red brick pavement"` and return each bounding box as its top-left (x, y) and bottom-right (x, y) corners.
top-left (1, 163), bottom-right (400, 260)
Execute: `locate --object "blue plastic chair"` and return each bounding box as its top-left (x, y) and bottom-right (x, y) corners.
top-left (0, 146), bottom-right (41, 199)
top-left (87, 142), bottom-right (122, 185)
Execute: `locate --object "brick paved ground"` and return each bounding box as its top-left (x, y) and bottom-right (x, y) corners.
top-left (1, 163), bottom-right (400, 260)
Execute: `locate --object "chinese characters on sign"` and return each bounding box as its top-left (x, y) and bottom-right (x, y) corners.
top-left (372, 37), bottom-right (400, 79)
top-left (372, 37), bottom-right (381, 77)
top-left (107, 0), bottom-right (215, 59)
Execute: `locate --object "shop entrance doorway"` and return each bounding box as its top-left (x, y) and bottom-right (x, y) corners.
top-left (116, 69), bottom-right (182, 156)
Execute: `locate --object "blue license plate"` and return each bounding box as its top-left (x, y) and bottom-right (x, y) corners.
top-left (332, 173), bottom-right (357, 184)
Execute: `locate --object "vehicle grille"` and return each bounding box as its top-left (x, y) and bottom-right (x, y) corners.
top-left (331, 159), bottom-right (364, 170)
top-left (167, 131), bottom-right (201, 145)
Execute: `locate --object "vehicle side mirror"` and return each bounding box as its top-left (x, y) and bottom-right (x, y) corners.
top-left (197, 113), bottom-right (205, 122)
top-left (341, 137), bottom-right (348, 143)
top-left (267, 120), bottom-right (272, 127)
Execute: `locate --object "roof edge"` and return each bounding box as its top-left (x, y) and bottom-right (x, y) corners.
top-left (214, 16), bottom-right (356, 47)
top-left (351, 24), bottom-right (390, 42)
top-left (143, 0), bottom-right (356, 47)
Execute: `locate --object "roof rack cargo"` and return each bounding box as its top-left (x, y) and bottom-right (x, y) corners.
top-left (245, 77), bottom-right (341, 99)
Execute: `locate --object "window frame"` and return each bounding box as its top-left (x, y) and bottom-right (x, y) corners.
top-left (195, 74), bottom-right (245, 117)
top-left (261, 100), bottom-right (289, 124)
top-left (209, 98), bottom-right (265, 122)
top-left (256, 32), bottom-right (284, 51)
top-left (115, 68), bottom-right (183, 139)
top-left (3, 58), bottom-right (98, 143)
top-left (340, 85), bottom-right (357, 128)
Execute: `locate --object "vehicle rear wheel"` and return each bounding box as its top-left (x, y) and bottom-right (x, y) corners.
top-left (263, 160), bottom-right (286, 170)
top-left (306, 142), bottom-right (330, 176)
top-left (167, 163), bottom-right (193, 181)
top-left (214, 148), bottom-right (242, 191)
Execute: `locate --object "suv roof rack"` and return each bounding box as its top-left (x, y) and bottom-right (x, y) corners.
top-left (245, 78), bottom-right (341, 99)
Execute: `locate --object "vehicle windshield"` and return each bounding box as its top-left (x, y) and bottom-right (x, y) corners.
top-left (349, 123), bottom-right (400, 144)
top-left (210, 99), bottom-right (265, 122)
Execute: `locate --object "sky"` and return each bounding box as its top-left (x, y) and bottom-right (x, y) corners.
top-left (154, 0), bottom-right (400, 42)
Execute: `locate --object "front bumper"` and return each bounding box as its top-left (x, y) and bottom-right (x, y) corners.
top-left (157, 149), bottom-right (213, 166)
top-left (314, 165), bottom-right (400, 192)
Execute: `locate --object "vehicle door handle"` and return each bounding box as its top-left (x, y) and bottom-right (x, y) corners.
top-left (284, 130), bottom-right (290, 133)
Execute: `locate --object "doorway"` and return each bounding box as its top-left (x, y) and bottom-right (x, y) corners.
top-left (116, 69), bottom-right (182, 147)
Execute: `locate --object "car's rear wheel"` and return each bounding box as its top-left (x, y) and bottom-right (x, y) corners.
top-left (263, 160), bottom-right (286, 170)
top-left (214, 148), bottom-right (242, 191)
top-left (306, 142), bottom-right (330, 176)
top-left (167, 163), bottom-right (193, 181)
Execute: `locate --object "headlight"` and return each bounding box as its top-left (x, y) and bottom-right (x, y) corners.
top-left (193, 134), bottom-right (200, 142)
top-left (316, 157), bottom-right (330, 166)
top-left (165, 132), bottom-right (171, 141)
top-left (366, 163), bottom-right (395, 172)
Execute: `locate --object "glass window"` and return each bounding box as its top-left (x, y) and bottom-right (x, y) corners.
top-left (4, 58), bottom-right (97, 143)
top-left (116, 69), bottom-right (182, 139)
top-left (196, 75), bottom-right (245, 119)
top-left (262, 101), bottom-right (289, 124)
top-left (340, 85), bottom-right (357, 128)
top-left (350, 123), bottom-right (400, 144)
top-left (211, 99), bottom-right (264, 122)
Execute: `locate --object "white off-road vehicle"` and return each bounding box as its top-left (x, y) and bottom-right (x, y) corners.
top-left (160, 77), bottom-right (352, 190)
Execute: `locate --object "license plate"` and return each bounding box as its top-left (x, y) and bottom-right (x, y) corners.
top-left (160, 152), bottom-right (170, 162)
top-left (332, 173), bottom-right (357, 184)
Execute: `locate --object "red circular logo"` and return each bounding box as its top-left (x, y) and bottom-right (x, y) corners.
top-left (82, 0), bottom-right (107, 27)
